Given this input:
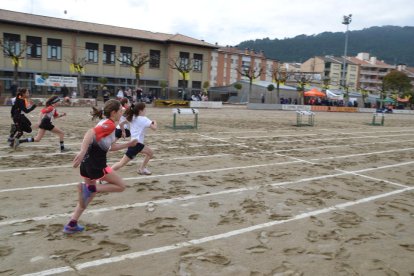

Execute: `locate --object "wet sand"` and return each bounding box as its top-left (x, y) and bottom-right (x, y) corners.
top-left (0, 105), bottom-right (414, 275)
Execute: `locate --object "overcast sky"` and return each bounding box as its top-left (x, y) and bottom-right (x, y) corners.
top-left (1, 0), bottom-right (413, 46)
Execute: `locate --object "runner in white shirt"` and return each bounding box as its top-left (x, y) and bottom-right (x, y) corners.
top-left (111, 102), bottom-right (157, 175)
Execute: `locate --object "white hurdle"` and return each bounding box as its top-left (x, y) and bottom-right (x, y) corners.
top-left (296, 110), bottom-right (315, 127)
top-left (172, 108), bottom-right (199, 129)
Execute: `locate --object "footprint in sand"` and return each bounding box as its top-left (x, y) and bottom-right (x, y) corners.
top-left (188, 214), bottom-right (199, 220)
top-left (270, 261), bottom-right (303, 275)
top-left (180, 247), bottom-right (231, 265)
top-left (330, 211), bottom-right (364, 228)
top-left (72, 240), bottom-right (130, 261)
top-left (246, 244), bottom-right (269, 254)
top-left (240, 198), bottom-right (267, 215)
top-left (399, 244), bottom-right (414, 251)
top-left (218, 210), bottom-right (244, 225)
top-left (0, 245), bottom-right (14, 257)
top-left (209, 201), bottom-right (220, 208)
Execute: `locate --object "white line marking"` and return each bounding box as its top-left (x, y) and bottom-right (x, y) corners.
top-left (21, 186), bottom-right (414, 276)
top-left (2, 160), bottom-right (412, 227)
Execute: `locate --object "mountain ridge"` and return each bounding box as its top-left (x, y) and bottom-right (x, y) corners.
top-left (235, 26), bottom-right (414, 66)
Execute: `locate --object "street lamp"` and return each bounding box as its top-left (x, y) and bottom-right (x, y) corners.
top-left (341, 14), bottom-right (352, 90)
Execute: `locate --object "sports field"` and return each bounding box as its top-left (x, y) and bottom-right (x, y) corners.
top-left (1, 105), bottom-right (414, 275)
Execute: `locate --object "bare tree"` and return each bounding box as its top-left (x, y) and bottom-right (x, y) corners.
top-left (117, 53), bottom-right (150, 90)
top-left (0, 39), bottom-right (30, 83)
top-left (293, 73), bottom-right (313, 105)
top-left (236, 66), bottom-right (263, 103)
top-left (268, 64), bottom-right (289, 104)
top-left (169, 57), bottom-right (193, 100)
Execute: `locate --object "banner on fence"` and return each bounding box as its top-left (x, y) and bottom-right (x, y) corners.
top-left (34, 75), bottom-right (78, 87)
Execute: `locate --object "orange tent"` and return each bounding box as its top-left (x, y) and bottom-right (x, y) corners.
top-left (304, 88), bottom-right (325, 97)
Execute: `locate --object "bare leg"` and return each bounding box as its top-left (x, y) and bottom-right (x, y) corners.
top-left (34, 129), bottom-right (46, 142)
top-left (51, 126), bottom-right (64, 141)
top-left (111, 155), bottom-right (132, 171)
top-left (138, 146), bottom-right (153, 171)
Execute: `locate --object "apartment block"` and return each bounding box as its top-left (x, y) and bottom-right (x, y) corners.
top-left (348, 52), bottom-right (395, 93)
top-left (210, 46), bottom-right (278, 87)
top-left (301, 56), bottom-right (359, 90)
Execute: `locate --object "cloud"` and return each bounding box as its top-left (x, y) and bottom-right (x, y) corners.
top-left (0, 0), bottom-right (413, 46)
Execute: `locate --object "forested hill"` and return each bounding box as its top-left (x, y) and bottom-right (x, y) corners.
top-left (236, 26), bottom-right (414, 66)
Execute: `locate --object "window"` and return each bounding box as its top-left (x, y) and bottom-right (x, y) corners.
top-left (103, 44), bottom-right (115, 64)
top-left (47, 38), bottom-right (62, 60)
top-left (85, 42), bottom-right (99, 63)
top-left (193, 54), bottom-right (203, 72)
top-left (3, 33), bottom-right (21, 55)
top-left (26, 36), bottom-right (42, 58)
top-left (149, 49), bottom-right (160, 69)
top-left (179, 52), bottom-right (190, 68)
top-left (120, 46), bottom-right (132, 65)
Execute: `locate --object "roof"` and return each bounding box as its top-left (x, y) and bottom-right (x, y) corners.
top-left (347, 56), bottom-right (394, 69)
top-left (0, 9), bottom-right (217, 49)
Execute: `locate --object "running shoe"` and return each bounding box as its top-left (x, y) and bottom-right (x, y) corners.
top-left (60, 147), bottom-right (71, 153)
top-left (78, 183), bottom-right (94, 208)
top-left (138, 168), bottom-right (152, 175)
top-left (63, 224), bottom-right (85, 234)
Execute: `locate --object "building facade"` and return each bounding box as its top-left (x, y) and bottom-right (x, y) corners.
top-left (0, 9), bottom-right (217, 98)
top-left (301, 56), bottom-right (359, 90)
top-left (210, 46), bottom-right (278, 87)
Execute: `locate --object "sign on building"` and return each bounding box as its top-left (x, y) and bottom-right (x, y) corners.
top-left (34, 74), bottom-right (78, 87)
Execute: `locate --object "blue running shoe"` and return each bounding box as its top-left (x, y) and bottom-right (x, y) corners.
top-left (78, 183), bottom-right (94, 208)
top-left (63, 224), bottom-right (85, 234)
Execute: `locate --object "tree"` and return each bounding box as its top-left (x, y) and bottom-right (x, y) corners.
top-left (117, 53), bottom-right (150, 90)
top-left (234, 83), bottom-right (242, 101)
top-left (160, 80), bottom-right (168, 99)
top-left (169, 57), bottom-right (193, 100)
top-left (67, 57), bottom-right (86, 97)
top-left (383, 70), bottom-right (412, 96)
top-left (294, 74), bottom-right (312, 105)
top-left (202, 81), bottom-right (210, 96)
top-left (268, 64), bottom-right (288, 103)
top-left (236, 66), bottom-right (263, 103)
top-left (0, 38), bottom-right (30, 83)
top-left (97, 77), bottom-right (108, 104)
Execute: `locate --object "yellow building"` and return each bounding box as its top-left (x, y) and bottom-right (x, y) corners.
top-left (0, 9), bottom-right (217, 98)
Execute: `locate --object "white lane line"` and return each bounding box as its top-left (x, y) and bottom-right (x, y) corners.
top-left (0, 160), bottom-right (304, 193)
top-left (21, 185), bottom-right (414, 276)
top-left (2, 160), bottom-right (412, 227)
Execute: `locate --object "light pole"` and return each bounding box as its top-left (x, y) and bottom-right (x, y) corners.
top-left (341, 14), bottom-right (352, 91)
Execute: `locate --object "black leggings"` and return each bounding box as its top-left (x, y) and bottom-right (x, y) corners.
top-left (12, 114), bottom-right (32, 139)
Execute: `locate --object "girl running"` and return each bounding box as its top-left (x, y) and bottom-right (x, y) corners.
top-left (112, 102), bottom-right (157, 175)
top-left (114, 98), bottom-right (131, 140)
top-left (8, 87), bottom-right (37, 149)
top-left (63, 99), bottom-right (138, 234)
top-left (15, 95), bottom-right (69, 152)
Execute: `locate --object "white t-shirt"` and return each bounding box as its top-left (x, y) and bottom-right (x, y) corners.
top-left (130, 115), bottom-right (152, 143)
top-left (116, 115), bottom-right (129, 130)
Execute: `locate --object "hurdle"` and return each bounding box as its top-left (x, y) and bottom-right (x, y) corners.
top-left (171, 108), bottom-right (199, 129)
top-left (296, 110), bottom-right (315, 127)
top-left (370, 112), bottom-right (385, 126)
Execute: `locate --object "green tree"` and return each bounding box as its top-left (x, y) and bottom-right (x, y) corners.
top-left (202, 81), bottom-right (210, 96)
top-left (383, 70), bottom-right (412, 96)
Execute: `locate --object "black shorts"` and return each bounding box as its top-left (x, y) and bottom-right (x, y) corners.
top-left (39, 118), bottom-right (55, 131)
top-left (80, 162), bottom-right (112, 180)
top-left (14, 114), bottom-right (32, 133)
top-left (115, 128), bottom-right (131, 139)
top-left (125, 142), bottom-right (145, 159)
